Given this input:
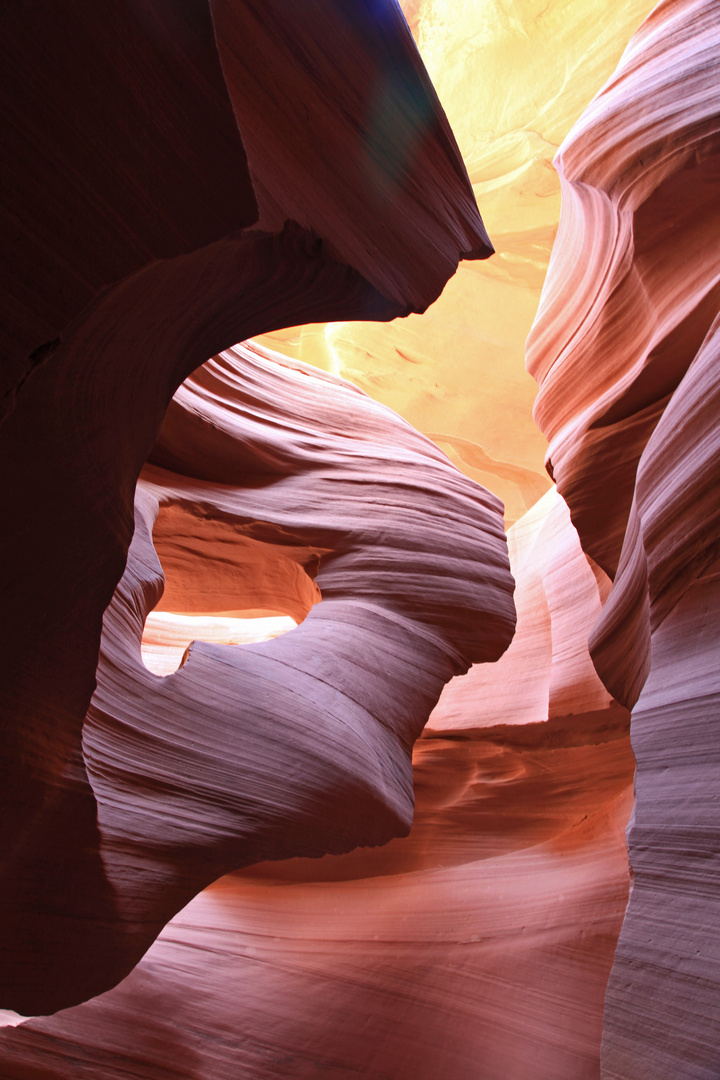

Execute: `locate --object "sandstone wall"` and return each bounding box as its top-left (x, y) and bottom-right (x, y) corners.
top-left (527, 1), bottom-right (720, 1075)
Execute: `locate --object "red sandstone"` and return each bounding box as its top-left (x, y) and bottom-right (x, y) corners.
top-left (1, 0), bottom-right (719, 1077)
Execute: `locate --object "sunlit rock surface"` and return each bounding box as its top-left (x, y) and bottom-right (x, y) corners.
top-left (258, 0), bottom-right (657, 524)
top-left (140, 612), bottom-right (297, 677)
top-left (3, 0), bottom-right (719, 1076)
top-left (0, 489), bottom-right (632, 1080)
top-left (429, 489), bottom-right (615, 732)
top-left (527, 1), bottom-right (720, 1075)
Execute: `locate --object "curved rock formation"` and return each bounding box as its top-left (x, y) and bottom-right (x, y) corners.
top-left (211, 0), bottom-right (492, 310)
top-left (0, 227), bottom-right (397, 1015)
top-left (0, 0), bottom-right (490, 419)
top-left (1, 336), bottom-right (513, 1015)
top-left (0, 489), bottom-right (632, 1080)
top-left (527, 1), bottom-right (720, 1075)
top-left (0, 0), bottom-right (495, 1016)
top-left (429, 490), bottom-right (614, 731)
top-left (5, 0), bottom-right (718, 1074)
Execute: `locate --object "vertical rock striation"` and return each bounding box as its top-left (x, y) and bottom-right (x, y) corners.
top-left (527, 1), bottom-right (720, 1075)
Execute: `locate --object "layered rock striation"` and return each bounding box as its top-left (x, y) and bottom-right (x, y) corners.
top-left (1, 330), bottom-right (513, 1015)
top-left (0, 0), bottom-right (498, 1016)
top-left (0, 487), bottom-right (631, 1080)
top-left (83, 341), bottom-right (514, 1000)
top-left (527, 1), bottom-right (720, 1075)
top-left (3, 0), bottom-right (719, 1075)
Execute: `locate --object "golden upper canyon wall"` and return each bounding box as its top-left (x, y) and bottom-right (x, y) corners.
top-left (259, 0), bottom-right (657, 525)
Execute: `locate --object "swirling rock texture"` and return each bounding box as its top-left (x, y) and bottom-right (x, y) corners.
top-left (88, 342), bottom-right (512, 991)
top-left (527, 0), bottom-right (720, 1076)
top-left (3, 2), bottom-right (719, 1080)
top-left (0, 0), bottom-right (496, 1017)
top-left (0, 479), bottom-right (633, 1079)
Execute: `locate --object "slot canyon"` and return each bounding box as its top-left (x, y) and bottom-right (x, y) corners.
top-left (1, 0), bottom-right (718, 1077)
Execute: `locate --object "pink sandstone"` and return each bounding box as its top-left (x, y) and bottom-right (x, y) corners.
top-left (527, 1), bottom-right (720, 1075)
top-left (0, 0), bottom-right (496, 1016)
top-left (0, 485), bottom-right (632, 1080)
top-left (1, 0), bottom-right (719, 1075)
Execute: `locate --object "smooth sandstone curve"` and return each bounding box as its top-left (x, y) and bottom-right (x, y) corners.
top-left (526, 1), bottom-right (720, 1075)
top-left (1, 0), bottom-right (496, 1014)
top-left (0, 488), bottom-right (632, 1080)
top-left (1, 336), bottom-right (514, 1016)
